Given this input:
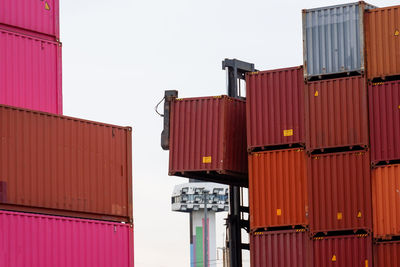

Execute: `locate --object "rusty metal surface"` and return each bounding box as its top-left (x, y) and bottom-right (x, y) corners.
top-left (372, 164), bottom-right (400, 239)
top-left (0, 105), bottom-right (133, 223)
top-left (369, 81), bottom-right (400, 163)
top-left (374, 241), bottom-right (400, 267)
top-left (169, 96), bottom-right (247, 182)
top-left (366, 5), bottom-right (400, 80)
top-left (308, 151), bottom-right (372, 234)
top-left (250, 229), bottom-right (311, 267)
top-left (306, 76), bottom-right (369, 151)
top-left (249, 149), bottom-right (308, 230)
top-left (313, 234), bottom-right (372, 267)
top-left (246, 67), bottom-right (305, 151)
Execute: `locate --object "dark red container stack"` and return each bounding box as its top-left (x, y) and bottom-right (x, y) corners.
top-left (0, 2), bottom-right (134, 266)
top-left (365, 4), bottom-right (400, 260)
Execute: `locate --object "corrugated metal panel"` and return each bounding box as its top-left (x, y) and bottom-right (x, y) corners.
top-left (246, 66), bottom-right (305, 151)
top-left (249, 149), bottom-right (308, 230)
top-left (0, 210), bottom-right (134, 267)
top-left (302, 2), bottom-right (375, 79)
top-left (313, 235), bottom-right (372, 267)
top-left (372, 164), bottom-right (400, 239)
top-left (366, 6), bottom-right (400, 80)
top-left (0, 105), bottom-right (133, 223)
top-left (306, 76), bottom-right (369, 151)
top-left (374, 241), bottom-right (400, 267)
top-left (0, 28), bottom-right (62, 114)
top-left (250, 230), bottom-right (311, 267)
top-left (369, 81), bottom-right (400, 163)
top-left (169, 96), bottom-right (247, 184)
top-left (0, 0), bottom-right (59, 39)
top-left (308, 151), bottom-right (372, 233)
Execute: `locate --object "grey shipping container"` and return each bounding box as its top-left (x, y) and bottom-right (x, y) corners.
top-left (302, 2), bottom-right (376, 80)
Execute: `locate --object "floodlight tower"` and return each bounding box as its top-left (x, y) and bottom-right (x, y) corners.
top-left (172, 182), bottom-right (229, 267)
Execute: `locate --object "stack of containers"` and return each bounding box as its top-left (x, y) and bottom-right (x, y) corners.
top-left (364, 5), bottom-right (400, 265)
top-left (0, 2), bottom-right (134, 266)
top-left (246, 66), bottom-right (311, 266)
top-left (303, 2), bottom-right (374, 266)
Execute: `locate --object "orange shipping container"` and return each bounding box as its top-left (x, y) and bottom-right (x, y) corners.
top-left (372, 164), bottom-right (400, 239)
top-left (249, 149), bottom-right (308, 230)
top-left (366, 5), bottom-right (400, 80)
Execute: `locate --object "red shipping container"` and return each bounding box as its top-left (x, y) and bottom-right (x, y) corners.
top-left (0, 28), bottom-right (62, 114)
top-left (169, 96), bottom-right (247, 184)
top-left (250, 229), bottom-right (311, 267)
top-left (308, 151), bottom-right (372, 234)
top-left (372, 164), bottom-right (400, 239)
top-left (374, 241), bottom-right (400, 267)
top-left (0, 210), bottom-right (134, 267)
top-left (306, 76), bottom-right (369, 152)
top-left (369, 81), bottom-right (400, 164)
top-left (246, 66), bottom-right (305, 151)
top-left (249, 149), bottom-right (308, 230)
top-left (313, 235), bottom-right (372, 267)
top-left (0, 105), bottom-right (133, 223)
top-left (0, 0), bottom-right (59, 39)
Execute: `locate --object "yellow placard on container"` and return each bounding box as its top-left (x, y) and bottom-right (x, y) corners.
top-left (202, 156), bottom-right (212, 164)
top-left (276, 209), bottom-right (282, 216)
top-left (357, 211), bottom-right (362, 218)
top-left (337, 212), bottom-right (343, 220)
top-left (314, 90), bottom-right (319, 97)
top-left (283, 129), bottom-right (293, 137)
top-left (332, 255), bottom-right (337, 262)
top-left (365, 260), bottom-right (369, 267)
top-left (45, 1), bottom-right (50, 10)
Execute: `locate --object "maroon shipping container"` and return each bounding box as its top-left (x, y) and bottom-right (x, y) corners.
top-left (306, 76), bottom-right (369, 152)
top-left (169, 96), bottom-right (247, 184)
top-left (308, 151), bottom-right (372, 234)
top-left (374, 241), bottom-right (400, 267)
top-left (0, 105), bottom-right (133, 223)
top-left (246, 66), bottom-right (305, 151)
top-left (250, 229), bottom-right (311, 267)
top-left (369, 81), bottom-right (400, 164)
top-left (313, 235), bottom-right (372, 267)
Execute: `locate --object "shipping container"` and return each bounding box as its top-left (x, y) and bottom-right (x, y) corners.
top-left (369, 81), bottom-right (400, 164)
top-left (0, 210), bottom-right (134, 267)
top-left (302, 2), bottom-right (375, 80)
top-left (372, 164), bottom-right (400, 239)
top-left (313, 235), bottom-right (372, 267)
top-left (169, 96), bottom-right (247, 185)
top-left (374, 241), bottom-right (400, 267)
top-left (249, 149), bottom-right (308, 230)
top-left (306, 76), bottom-right (369, 152)
top-left (246, 66), bottom-right (305, 151)
top-left (0, 0), bottom-right (59, 39)
top-left (0, 28), bottom-right (62, 114)
top-left (366, 5), bottom-right (400, 80)
top-left (0, 105), bottom-right (132, 223)
top-left (308, 151), bottom-right (372, 234)
top-left (250, 229), bottom-right (311, 267)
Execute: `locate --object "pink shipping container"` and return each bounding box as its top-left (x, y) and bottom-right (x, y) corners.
top-left (0, 210), bottom-right (134, 267)
top-left (0, 28), bottom-right (62, 114)
top-left (313, 235), bottom-right (372, 267)
top-left (369, 81), bottom-right (400, 164)
top-left (246, 66), bottom-right (305, 151)
top-left (0, 0), bottom-right (59, 39)
top-left (250, 229), bottom-right (311, 267)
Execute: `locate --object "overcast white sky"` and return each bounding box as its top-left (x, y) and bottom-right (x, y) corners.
top-left (60, 1), bottom-right (397, 266)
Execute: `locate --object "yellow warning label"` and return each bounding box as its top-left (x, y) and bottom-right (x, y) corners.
top-left (277, 209), bottom-right (282, 216)
top-left (314, 91), bottom-right (319, 97)
top-left (203, 156), bottom-right (212, 164)
top-left (45, 1), bottom-right (50, 10)
top-left (395, 29), bottom-right (400, 36)
top-left (398, 105), bottom-right (400, 109)
top-left (357, 211), bottom-right (362, 218)
top-left (332, 255), bottom-right (337, 262)
top-left (365, 260), bottom-right (369, 267)
top-left (337, 212), bottom-right (343, 220)
top-left (283, 129), bottom-right (293, 137)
